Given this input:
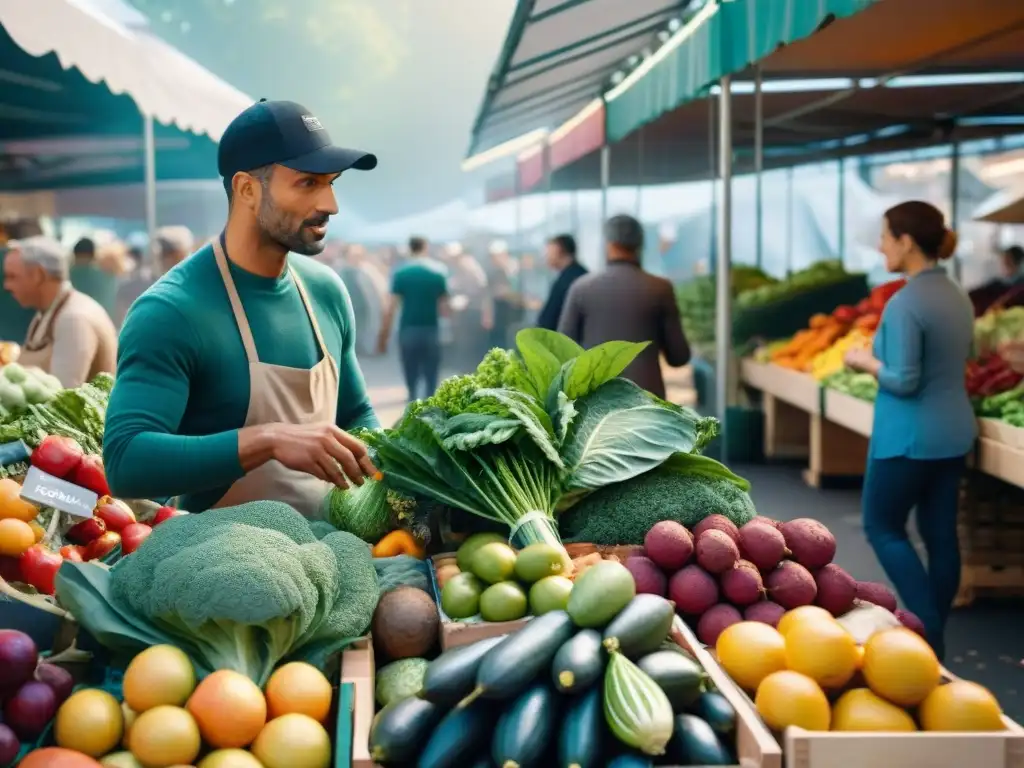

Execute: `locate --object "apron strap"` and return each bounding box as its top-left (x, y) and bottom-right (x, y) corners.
top-left (212, 237), bottom-right (260, 364)
top-left (290, 271), bottom-right (330, 360)
top-left (24, 288), bottom-right (73, 353)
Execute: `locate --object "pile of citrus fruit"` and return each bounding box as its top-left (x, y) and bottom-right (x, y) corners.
top-left (714, 606), bottom-right (1006, 733)
top-left (18, 645), bottom-right (335, 768)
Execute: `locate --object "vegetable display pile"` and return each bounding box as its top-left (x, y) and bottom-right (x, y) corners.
top-left (966, 353), bottom-right (1022, 400)
top-left (735, 260), bottom-right (859, 309)
top-left (368, 560), bottom-right (744, 767)
top-left (674, 266), bottom-right (777, 349)
top-left (822, 369), bottom-right (878, 402)
top-left (973, 306), bottom-right (1024, 355)
top-left (0, 364), bottom-right (61, 420)
top-left (974, 383), bottom-right (1024, 426)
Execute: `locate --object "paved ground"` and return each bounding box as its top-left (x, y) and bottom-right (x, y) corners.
top-left (359, 351), bottom-right (1024, 721)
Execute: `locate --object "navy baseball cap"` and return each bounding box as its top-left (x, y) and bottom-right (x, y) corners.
top-left (217, 99), bottom-right (377, 181)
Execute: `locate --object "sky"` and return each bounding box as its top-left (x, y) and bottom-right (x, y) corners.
top-left (123, 0), bottom-right (517, 222)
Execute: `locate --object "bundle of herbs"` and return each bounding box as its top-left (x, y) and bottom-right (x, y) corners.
top-left (362, 330), bottom-right (712, 561)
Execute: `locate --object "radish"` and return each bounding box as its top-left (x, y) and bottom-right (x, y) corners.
top-left (697, 604), bottom-right (742, 647)
top-left (780, 519), bottom-right (836, 569)
top-left (744, 601), bottom-right (786, 627)
top-left (720, 560), bottom-right (764, 606)
top-left (644, 521), bottom-right (693, 571)
top-left (766, 561), bottom-right (817, 609)
top-left (669, 565), bottom-right (718, 616)
top-left (693, 514), bottom-right (740, 543)
top-left (855, 580), bottom-right (897, 612)
top-left (814, 563), bottom-right (856, 616)
top-left (738, 521), bottom-right (789, 570)
top-left (695, 530), bottom-right (739, 574)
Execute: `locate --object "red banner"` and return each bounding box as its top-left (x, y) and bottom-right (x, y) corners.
top-left (517, 145), bottom-right (545, 193)
top-left (548, 101), bottom-right (605, 175)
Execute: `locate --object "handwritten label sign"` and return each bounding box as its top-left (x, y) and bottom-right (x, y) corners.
top-left (20, 466), bottom-right (97, 520)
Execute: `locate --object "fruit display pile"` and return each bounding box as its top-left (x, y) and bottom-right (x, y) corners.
top-left (369, 559), bottom-right (744, 767)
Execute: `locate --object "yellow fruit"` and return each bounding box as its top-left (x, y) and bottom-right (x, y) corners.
top-left (716, 621), bottom-right (787, 691)
top-left (264, 662), bottom-right (333, 722)
top-left (919, 681), bottom-right (1005, 732)
top-left (28, 520), bottom-right (45, 542)
top-left (54, 688), bottom-right (124, 757)
top-left (128, 705), bottom-right (202, 767)
top-left (862, 628), bottom-right (940, 707)
top-left (123, 645), bottom-right (197, 712)
top-left (0, 517), bottom-right (35, 556)
top-left (198, 749), bottom-right (265, 768)
top-left (100, 752), bottom-right (144, 768)
top-left (121, 703), bottom-right (138, 749)
top-left (832, 688), bottom-right (917, 732)
top-left (785, 619), bottom-right (858, 689)
top-left (755, 670), bottom-right (831, 731)
top-left (186, 669), bottom-right (267, 749)
top-left (776, 606), bottom-right (836, 638)
top-left (251, 713), bottom-right (331, 768)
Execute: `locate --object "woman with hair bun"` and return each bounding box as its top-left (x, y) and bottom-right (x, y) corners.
top-left (843, 200), bottom-right (975, 660)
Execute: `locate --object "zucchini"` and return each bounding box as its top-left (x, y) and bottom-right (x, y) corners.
top-left (464, 610), bottom-right (575, 704)
top-left (658, 639), bottom-right (698, 663)
top-left (603, 641), bottom-right (674, 756)
top-left (605, 756), bottom-right (652, 768)
top-left (368, 696), bottom-right (443, 765)
top-left (636, 650), bottom-right (706, 712)
top-left (665, 713), bottom-right (734, 766)
top-left (552, 629), bottom-right (605, 694)
top-left (491, 681), bottom-right (558, 768)
top-left (419, 698), bottom-right (496, 768)
top-left (567, 561), bottom-right (636, 628)
top-left (602, 595), bottom-right (675, 659)
top-left (421, 635), bottom-right (506, 705)
top-left (558, 685), bottom-right (603, 768)
top-left (695, 690), bottom-right (737, 736)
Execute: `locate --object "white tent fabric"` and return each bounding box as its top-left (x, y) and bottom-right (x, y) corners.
top-left (973, 186), bottom-right (1024, 225)
top-left (0, 0), bottom-right (251, 140)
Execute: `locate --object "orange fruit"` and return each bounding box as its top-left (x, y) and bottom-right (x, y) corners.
top-left (784, 619), bottom-right (859, 689)
top-left (854, 644), bottom-right (865, 670)
top-left (18, 748), bottom-right (103, 768)
top-left (251, 713), bottom-right (331, 768)
top-left (862, 628), bottom-right (940, 707)
top-left (832, 688), bottom-right (917, 731)
top-left (265, 662), bottom-right (333, 722)
top-left (129, 706), bottom-right (201, 767)
top-left (919, 680), bottom-right (1005, 732)
top-left (186, 670), bottom-right (267, 749)
top-left (124, 645), bottom-right (196, 712)
top-left (776, 606), bottom-right (836, 638)
top-left (755, 670), bottom-right (831, 731)
top-left (716, 621), bottom-right (787, 691)
top-left (0, 478), bottom-right (39, 522)
top-left (0, 517), bottom-right (35, 556)
top-left (54, 689), bottom-right (123, 757)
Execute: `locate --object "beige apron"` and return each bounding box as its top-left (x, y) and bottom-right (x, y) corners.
top-left (19, 286), bottom-right (73, 373)
top-left (210, 239), bottom-right (339, 519)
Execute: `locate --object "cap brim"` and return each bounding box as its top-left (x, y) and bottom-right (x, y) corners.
top-left (280, 145), bottom-right (377, 174)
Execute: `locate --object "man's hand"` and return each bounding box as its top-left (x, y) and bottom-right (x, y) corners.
top-left (376, 331), bottom-right (389, 356)
top-left (844, 348), bottom-right (880, 376)
top-left (244, 423), bottom-right (378, 488)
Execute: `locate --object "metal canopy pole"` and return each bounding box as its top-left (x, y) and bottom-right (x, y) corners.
top-left (785, 166), bottom-right (795, 277)
top-left (950, 139), bottom-right (962, 282)
top-left (544, 142), bottom-right (553, 237)
top-left (600, 142), bottom-right (610, 262)
top-left (754, 65), bottom-right (764, 270)
top-left (714, 76), bottom-right (733, 460)
top-left (708, 97), bottom-right (717, 272)
top-left (514, 166), bottom-right (523, 252)
top-left (838, 157), bottom-right (846, 262)
top-left (636, 126), bottom-right (644, 218)
top-left (143, 113), bottom-right (157, 265)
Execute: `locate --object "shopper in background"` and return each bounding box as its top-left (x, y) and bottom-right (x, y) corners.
top-left (69, 236), bottom-right (118, 319)
top-left (115, 226), bottom-right (196, 326)
top-left (486, 240), bottom-right (520, 349)
top-left (3, 236), bottom-right (117, 387)
top-left (447, 244), bottom-right (492, 371)
top-left (537, 233), bottom-right (586, 331)
top-left (377, 235), bottom-right (449, 401)
top-left (558, 214), bottom-right (690, 398)
top-left (844, 200), bottom-right (975, 661)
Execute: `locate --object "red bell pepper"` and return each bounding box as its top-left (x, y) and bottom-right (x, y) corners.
top-left (870, 279), bottom-right (907, 311)
top-left (151, 506), bottom-right (187, 526)
top-left (66, 516), bottom-right (106, 545)
top-left (69, 455), bottom-right (109, 497)
top-left (833, 305), bottom-right (858, 323)
top-left (93, 496), bottom-right (135, 533)
top-left (30, 435), bottom-right (84, 479)
top-left (19, 545), bottom-right (62, 595)
top-left (84, 531), bottom-right (120, 561)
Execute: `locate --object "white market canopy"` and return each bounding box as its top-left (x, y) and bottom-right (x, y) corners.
top-left (973, 186), bottom-right (1024, 225)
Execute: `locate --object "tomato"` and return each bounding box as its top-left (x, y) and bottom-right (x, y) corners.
top-left (69, 455), bottom-right (109, 497)
top-left (66, 516), bottom-right (106, 545)
top-left (59, 545), bottom-right (84, 562)
top-left (84, 531), bottom-right (120, 561)
top-left (30, 436), bottom-right (84, 479)
top-left (93, 497), bottom-right (136, 533)
top-left (19, 545), bottom-right (62, 595)
top-left (120, 523), bottom-right (152, 555)
top-left (0, 518), bottom-right (35, 557)
top-left (152, 506), bottom-right (187, 526)
top-left (0, 478), bottom-right (38, 522)
top-left (18, 747), bottom-right (103, 768)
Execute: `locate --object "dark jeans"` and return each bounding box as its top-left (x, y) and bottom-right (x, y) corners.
top-left (398, 326), bottom-right (441, 401)
top-left (862, 455), bottom-right (966, 659)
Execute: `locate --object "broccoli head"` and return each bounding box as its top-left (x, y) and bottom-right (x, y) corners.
top-left (559, 468), bottom-right (757, 546)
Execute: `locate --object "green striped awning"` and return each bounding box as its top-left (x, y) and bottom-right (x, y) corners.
top-left (605, 0), bottom-right (876, 143)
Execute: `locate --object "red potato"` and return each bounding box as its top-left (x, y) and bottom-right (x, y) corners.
top-left (692, 514), bottom-right (740, 543)
top-left (744, 600), bottom-right (786, 628)
top-left (766, 560), bottom-right (817, 609)
top-left (720, 560), bottom-right (764, 606)
top-left (750, 516), bottom-right (783, 531)
top-left (695, 529), bottom-right (739, 574)
top-left (814, 563), bottom-right (857, 616)
top-left (93, 497), bottom-right (136, 533)
top-left (855, 580), bottom-right (897, 612)
top-left (780, 518), bottom-right (836, 570)
top-left (738, 521), bottom-right (789, 570)
top-left (669, 565), bottom-right (719, 616)
top-left (697, 604), bottom-right (742, 647)
top-left (644, 520), bottom-right (693, 571)
top-left (895, 609), bottom-right (926, 637)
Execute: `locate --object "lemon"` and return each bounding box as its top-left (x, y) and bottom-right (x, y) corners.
top-left (716, 621), bottom-right (787, 691)
top-left (123, 644), bottom-right (196, 712)
top-left (198, 749), bottom-right (266, 768)
top-left (862, 628), bottom-right (940, 707)
top-left (251, 713), bottom-right (331, 768)
top-left (919, 681), bottom-right (1005, 732)
top-left (832, 688), bottom-right (917, 731)
top-left (784, 619), bottom-right (859, 689)
top-left (55, 688), bottom-right (124, 757)
top-left (755, 670), bottom-right (831, 731)
top-left (776, 605), bottom-right (836, 637)
top-left (129, 705), bottom-right (202, 767)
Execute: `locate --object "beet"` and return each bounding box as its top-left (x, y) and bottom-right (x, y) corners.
top-left (855, 580), bottom-right (898, 612)
top-left (696, 604), bottom-right (742, 647)
top-left (744, 600), bottom-right (786, 627)
top-left (780, 518), bottom-right (836, 570)
top-left (766, 560), bottom-right (817, 609)
top-left (34, 663), bottom-right (73, 707)
top-left (625, 555), bottom-right (668, 596)
top-left (895, 609), bottom-right (926, 637)
top-left (695, 530), bottom-right (740, 574)
top-left (669, 565), bottom-right (719, 615)
top-left (644, 521), bottom-right (693, 571)
top-left (692, 514), bottom-right (740, 543)
top-left (720, 560), bottom-right (764, 606)
top-left (813, 563), bottom-right (856, 617)
top-left (0, 723), bottom-right (16, 766)
top-left (738, 521), bottom-right (789, 570)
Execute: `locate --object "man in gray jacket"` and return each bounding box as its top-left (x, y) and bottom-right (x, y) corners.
top-left (558, 214), bottom-right (690, 398)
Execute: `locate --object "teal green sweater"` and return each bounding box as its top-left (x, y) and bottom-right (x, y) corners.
top-left (103, 243), bottom-right (378, 511)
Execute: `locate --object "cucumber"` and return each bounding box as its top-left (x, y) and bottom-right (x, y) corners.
top-left (368, 696), bottom-right (443, 765)
top-left (419, 698), bottom-right (496, 768)
top-left (558, 685), bottom-right (603, 768)
top-left (465, 610), bottom-right (575, 704)
top-left (636, 650), bottom-right (706, 712)
top-left (421, 635), bottom-right (506, 705)
top-left (567, 561), bottom-right (636, 628)
top-left (552, 629), bottom-right (605, 693)
top-left (695, 690), bottom-right (737, 736)
top-left (658, 639), bottom-right (698, 663)
top-left (603, 642), bottom-right (674, 757)
top-left (606, 755), bottom-right (652, 768)
top-left (492, 681), bottom-right (558, 768)
top-left (602, 595), bottom-right (675, 659)
top-left (665, 713), bottom-right (734, 766)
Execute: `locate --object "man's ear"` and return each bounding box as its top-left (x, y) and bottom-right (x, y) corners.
top-left (232, 171), bottom-right (259, 211)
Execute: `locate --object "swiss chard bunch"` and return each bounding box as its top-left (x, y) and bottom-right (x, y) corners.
top-left (363, 330), bottom-right (708, 558)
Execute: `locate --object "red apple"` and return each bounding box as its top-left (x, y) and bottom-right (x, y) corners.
top-left (119, 523), bottom-right (152, 555)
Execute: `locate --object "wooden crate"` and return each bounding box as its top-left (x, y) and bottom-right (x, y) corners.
top-left (802, 390), bottom-right (871, 488)
top-left (337, 637), bottom-right (376, 768)
top-left (977, 437), bottom-right (1024, 490)
top-left (741, 360), bottom-right (818, 461)
top-left (978, 418), bottom-right (1024, 451)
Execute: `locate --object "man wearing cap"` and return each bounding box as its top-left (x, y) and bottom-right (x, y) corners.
top-left (104, 100), bottom-right (380, 517)
top-left (3, 236), bottom-right (117, 387)
top-left (558, 214), bottom-right (690, 399)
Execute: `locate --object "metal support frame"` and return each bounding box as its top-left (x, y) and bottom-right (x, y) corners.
top-left (838, 156), bottom-right (846, 261)
top-left (785, 166), bottom-right (795, 277)
top-left (636, 126), bottom-right (644, 217)
top-left (754, 65), bottom-right (764, 270)
top-left (600, 143), bottom-right (610, 226)
top-left (143, 114), bottom-right (157, 266)
top-left (950, 139), bottom-right (962, 282)
top-left (714, 76), bottom-right (732, 461)
top-left (708, 94), bottom-right (717, 270)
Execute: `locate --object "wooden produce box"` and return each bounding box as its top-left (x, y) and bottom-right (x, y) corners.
top-left (335, 637), bottom-right (376, 768)
top-left (977, 437), bottom-right (1024, 490)
top-left (978, 418), bottom-right (1024, 451)
top-left (740, 360), bottom-right (818, 462)
top-left (801, 389), bottom-right (871, 488)
top-left (740, 360), bottom-right (821, 415)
